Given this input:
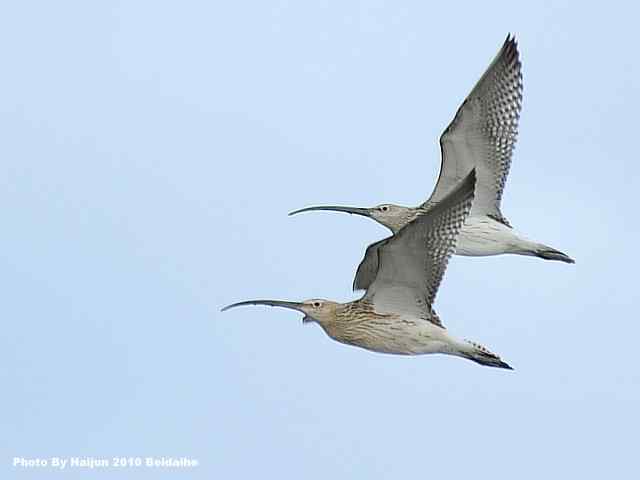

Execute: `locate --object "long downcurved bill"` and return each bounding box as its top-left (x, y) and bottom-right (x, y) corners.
top-left (221, 299), bottom-right (304, 313)
top-left (288, 205), bottom-right (371, 217)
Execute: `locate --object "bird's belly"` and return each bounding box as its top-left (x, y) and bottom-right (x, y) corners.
top-left (455, 217), bottom-right (518, 256)
top-left (330, 320), bottom-right (448, 356)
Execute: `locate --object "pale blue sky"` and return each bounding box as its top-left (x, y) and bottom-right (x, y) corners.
top-left (2, 1), bottom-right (639, 478)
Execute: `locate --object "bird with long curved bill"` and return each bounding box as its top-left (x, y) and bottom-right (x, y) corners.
top-left (289, 35), bottom-right (574, 292)
top-left (224, 170), bottom-right (512, 370)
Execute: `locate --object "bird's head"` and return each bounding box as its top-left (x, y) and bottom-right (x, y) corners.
top-left (222, 298), bottom-right (339, 325)
top-left (289, 203), bottom-right (413, 233)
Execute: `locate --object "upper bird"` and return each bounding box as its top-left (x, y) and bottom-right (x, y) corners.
top-left (289, 35), bottom-right (574, 291)
top-left (224, 170), bottom-right (512, 370)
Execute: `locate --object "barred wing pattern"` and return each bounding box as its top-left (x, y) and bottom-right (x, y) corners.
top-left (425, 35), bottom-right (522, 226)
top-left (365, 170), bottom-right (476, 326)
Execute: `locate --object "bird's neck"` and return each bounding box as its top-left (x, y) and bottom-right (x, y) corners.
top-left (385, 209), bottom-right (420, 233)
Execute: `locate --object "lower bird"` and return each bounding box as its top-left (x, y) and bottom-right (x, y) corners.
top-left (224, 170), bottom-right (512, 370)
top-left (289, 36), bottom-right (574, 291)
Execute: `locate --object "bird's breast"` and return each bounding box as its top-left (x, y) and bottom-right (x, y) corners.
top-left (323, 317), bottom-right (447, 355)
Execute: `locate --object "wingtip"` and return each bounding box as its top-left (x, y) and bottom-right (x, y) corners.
top-left (500, 33), bottom-right (521, 67)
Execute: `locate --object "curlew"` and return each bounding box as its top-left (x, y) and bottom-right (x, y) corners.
top-left (289, 36), bottom-right (574, 291)
top-left (224, 170), bottom-right (512, 370)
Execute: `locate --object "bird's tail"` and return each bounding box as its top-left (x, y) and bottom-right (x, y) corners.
top-left (462, 340), bottom-right (513, 370)
top-left (535, 247), bottom-right (575, 264)
top-left (533, 244), bottom-right (575, 264)
top-left (514, 237), bottom-right (575, 264)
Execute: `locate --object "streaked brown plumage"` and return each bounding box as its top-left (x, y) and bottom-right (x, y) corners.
top-left (224, 170), bottom-right (512, 369)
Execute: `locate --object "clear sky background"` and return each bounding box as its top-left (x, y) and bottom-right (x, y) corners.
top-left (2, 1), bottom-right (639, 478)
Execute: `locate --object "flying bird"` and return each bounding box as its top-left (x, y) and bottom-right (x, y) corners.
top-left (224, 170), bottom-right (512, 370)
top-left (289, 35), bottom-right (574, 291)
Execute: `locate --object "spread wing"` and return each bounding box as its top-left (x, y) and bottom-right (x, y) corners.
top-left (365, 170), bottom-right (476, 327)
top-left (423, 35), bottom-right (522, 226)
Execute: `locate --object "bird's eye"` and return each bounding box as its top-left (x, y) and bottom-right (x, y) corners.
top-left (313, 302), bottom-right (321, 308)
top-left (380, 206), bottom-right (389, 212)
